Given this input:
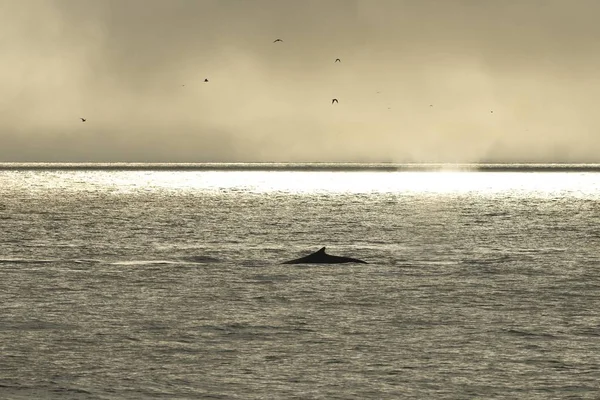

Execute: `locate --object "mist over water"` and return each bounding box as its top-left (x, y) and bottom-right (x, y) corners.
top-left (2, 1), bottom-right (600, 162)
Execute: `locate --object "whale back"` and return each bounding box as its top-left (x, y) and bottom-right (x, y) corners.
top-left (282, 247), bottom-right (366, 264)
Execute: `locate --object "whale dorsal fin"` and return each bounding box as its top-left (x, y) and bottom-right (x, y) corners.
top-left (317, 247), bottom-right (326, 254)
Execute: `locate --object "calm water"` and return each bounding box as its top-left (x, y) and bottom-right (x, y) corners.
top-left (1, 165), bottom-right (600, 399)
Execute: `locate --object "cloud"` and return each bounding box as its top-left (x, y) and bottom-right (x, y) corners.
top-left (2, 0), bottom-right (600, 162)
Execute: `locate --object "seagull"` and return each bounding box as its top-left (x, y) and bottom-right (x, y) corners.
top-left (80, 118), bottom-right (86, 122)
top-left (204, 78), bottom-right (209, 82)
top-left (332, 98), bottom-right (338, 104)
top-left (273, 39), bottom-right (283, 43)
top-left (490, 110), bottom-right (494, 113)
top-left (429, 104), bottom-right (433, 107)
top-left (335, 58), bottom-right (341, 63)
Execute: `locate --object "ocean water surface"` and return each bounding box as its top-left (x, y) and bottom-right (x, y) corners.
top-left (1, 164), bottom-right (599, 399)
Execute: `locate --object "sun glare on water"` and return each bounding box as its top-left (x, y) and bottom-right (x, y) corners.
top-left (62, 170), bottom-right (600, 197)
top-left (226, 171), bottom-right (600, 196)
top-left (7, 164), bottom-right (600, 197)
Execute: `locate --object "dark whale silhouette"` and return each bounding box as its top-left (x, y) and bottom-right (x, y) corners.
top-left (282, 247), bottom-right (367, 264)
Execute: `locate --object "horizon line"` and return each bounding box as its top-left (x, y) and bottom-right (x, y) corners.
top-left (2, 162), bottom-right (600, 172)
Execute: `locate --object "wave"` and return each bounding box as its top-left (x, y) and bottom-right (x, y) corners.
top-left (109, 260), bottom-right (180, 266)
top-left (0, 257), bottom-right (221, 267)
top-left (181, 255), bottom-right (220, 263)
top-left (111, 256), bottom-right (221, 266)
top-left (0, 258), bottom-right (57, 264)
top-left (72, 259), bottom-right (103, 264)
top-left (503, 328), bottom-right (559, 339)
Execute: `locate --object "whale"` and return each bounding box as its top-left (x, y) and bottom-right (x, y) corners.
top-left (282, 247), bottom-right (367, 264)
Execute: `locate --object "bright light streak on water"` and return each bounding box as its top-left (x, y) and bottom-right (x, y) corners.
top-left (2, 169), bottom-right (600, 197)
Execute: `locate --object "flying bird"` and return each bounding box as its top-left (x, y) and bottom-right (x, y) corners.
top-left (80, 118), bottom-right (86, 122)
top-left (335, 58), bottom-right (341, 63)
top-left (273, 39), bottom-right (283, 43)
top-left (204, 78), bottom-right (209, 82)
top-left (332, 98), bottom-right (338, 104)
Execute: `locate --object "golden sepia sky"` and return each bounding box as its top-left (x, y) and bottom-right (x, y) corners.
top-left (1, 0), bottom-right (600, 162)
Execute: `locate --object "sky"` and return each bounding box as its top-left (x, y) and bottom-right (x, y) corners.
top-left (2, 0), bottom-right (600, 163)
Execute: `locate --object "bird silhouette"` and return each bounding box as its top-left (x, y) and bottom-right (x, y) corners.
top-left (332, 98), bottom-right (338, 104)
top-left (335, 58), bottom-right (341, 63)
top-left (273, 39), bottom-right (283, 43)
top-left (80, 118), bottom-right (86, 122)
top-left (204, 78), bottom-right (209, 82)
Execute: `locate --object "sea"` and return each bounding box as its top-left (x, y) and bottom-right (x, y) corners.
top-left (1, 163), bottom-right (599, 399)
